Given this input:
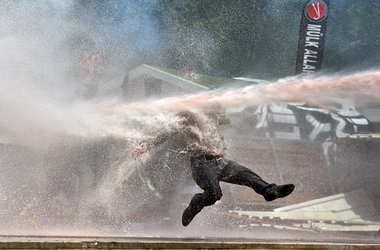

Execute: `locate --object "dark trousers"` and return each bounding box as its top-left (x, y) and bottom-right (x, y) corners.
top-left (187, 155), bottom-right (270, 215)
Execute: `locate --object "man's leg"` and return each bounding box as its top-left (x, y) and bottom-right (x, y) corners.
top-left (219, 159), bottom-right (294, 201)
top-left (219, 159), bottom-right (269, 194)
top-left (182, 157), bottom-right (222, 226)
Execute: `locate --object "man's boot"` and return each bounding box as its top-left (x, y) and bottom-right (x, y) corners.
top-left (182, 204), bottom-right (201, 226)
top-left (263, 184), bottom-right (295, 202)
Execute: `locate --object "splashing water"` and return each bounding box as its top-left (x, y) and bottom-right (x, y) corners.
top-left (111, 69), bottom-right (380, 115)
top-left (0, 68), bottom-right (379, 239)
top-left (1, 0), bottom-right (379, 242)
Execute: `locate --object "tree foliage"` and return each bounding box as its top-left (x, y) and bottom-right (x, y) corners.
top-left (71, 0), bottom-right (380, 79)
top-left (154, 0), bottom-right (380, 79)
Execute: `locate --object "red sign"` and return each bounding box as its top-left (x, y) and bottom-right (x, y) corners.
top-left (306, 1), bottom-right (327, 21)
top-left (81, 55), bottom-right (99, 79)
top-left (181, 68), bottom-right (191, 73)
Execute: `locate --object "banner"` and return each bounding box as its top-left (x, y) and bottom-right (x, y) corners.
top-left (295, 0), bottom-right (330, 74)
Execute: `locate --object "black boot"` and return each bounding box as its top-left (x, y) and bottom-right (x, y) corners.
top-left (263, 184), bottom-right (295, 201)
top-left (182, 205), bottom-right (200, 226)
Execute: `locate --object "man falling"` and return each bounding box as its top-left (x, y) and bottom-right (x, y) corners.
top-left (131, 108), bottom-right (294, 226)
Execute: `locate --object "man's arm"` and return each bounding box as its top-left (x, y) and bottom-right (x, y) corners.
top-left (130, 131), bottom-right (176, 160)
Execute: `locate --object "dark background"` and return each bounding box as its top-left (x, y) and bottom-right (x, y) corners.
top-left (70, 0), bottom-right (380, 80)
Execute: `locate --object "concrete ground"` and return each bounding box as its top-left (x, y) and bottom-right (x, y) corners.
top-left (0, 235), bottom-right (380, 249)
